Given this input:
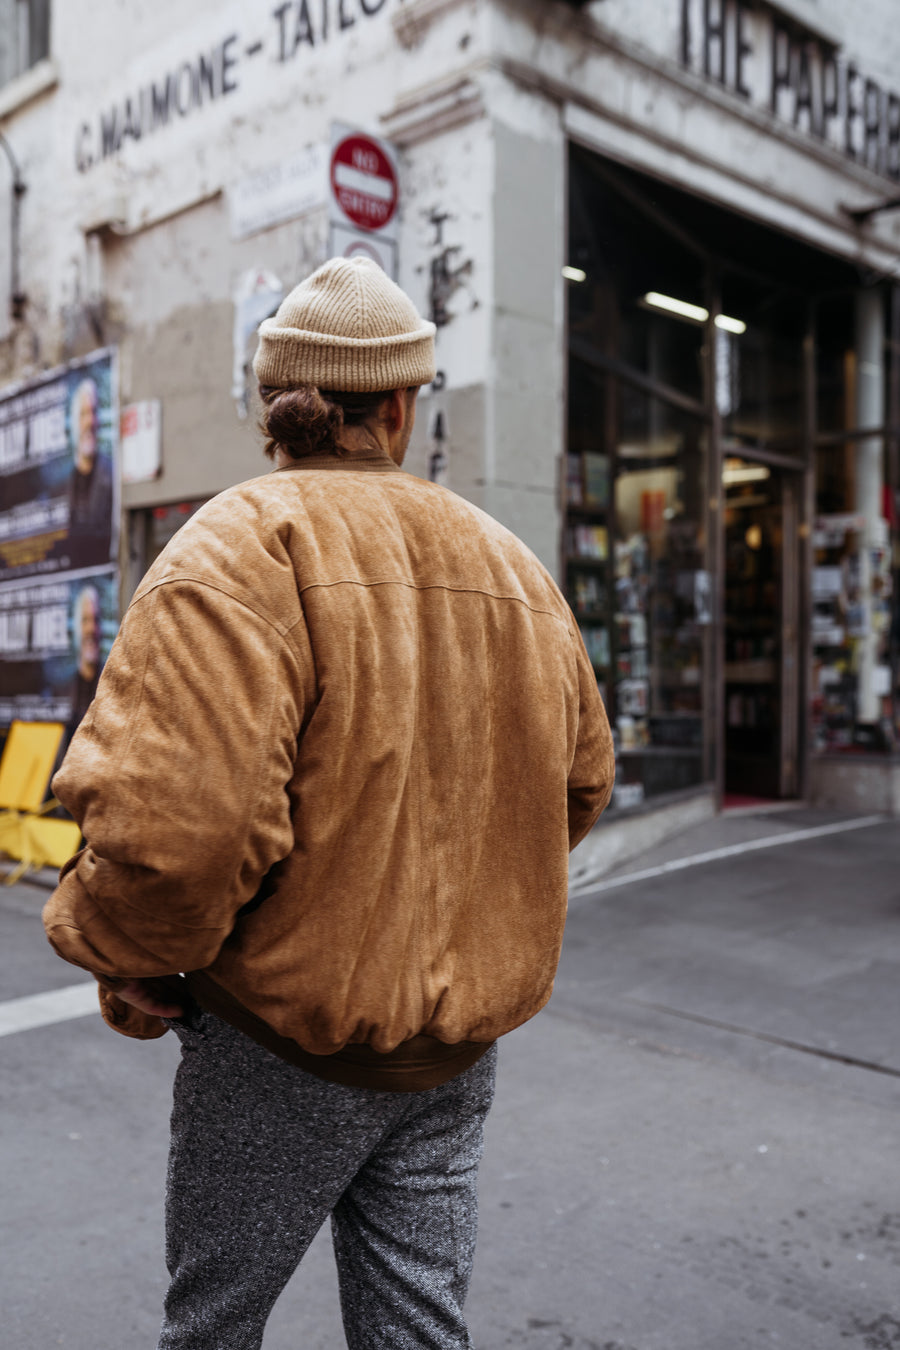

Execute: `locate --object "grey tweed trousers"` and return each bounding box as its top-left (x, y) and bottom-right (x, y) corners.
top-left (156, 1008), bottom-right (498, 1350)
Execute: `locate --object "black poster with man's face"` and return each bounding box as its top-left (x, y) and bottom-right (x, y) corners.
top-left (0, 349), bottom-right (118, 585)
top-left (0, 571), bottom-right (118, 729)
top-left (0, 349), bottom-right (119, 737)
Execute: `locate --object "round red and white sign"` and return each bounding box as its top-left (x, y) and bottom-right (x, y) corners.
top-left (330, 134), bottom-right (398, 234)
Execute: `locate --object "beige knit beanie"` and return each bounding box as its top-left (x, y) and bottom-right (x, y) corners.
top-left (253, 256), bottom-right (436, 393)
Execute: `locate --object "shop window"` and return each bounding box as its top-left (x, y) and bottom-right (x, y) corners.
top-left (568, 145), bottom-right (899, 811)
top-left (619, 297), bottom-right (705, 406)
top-left (816, 295), bottom-right (856, 444)
top-left (718, 283), bottom-right (806, 452)
top-left (566, 358), bottom-right (710, 809)
top-left (810, 512), bottom-right (894, 752)
top-left (615, 399), bottom-right (708, 799)
top-left (723, 458), bottom-right (802, 797)
top-left (568, 150), bottom-right (712, 810)
top-left (568, 173), bottom-right (706, 409)
top-left (0, 0), bottom-right (50, 88)
top-left (811, 289), bottom-right (896, 754)
top-left (126, 500), bottom-right (206, 604)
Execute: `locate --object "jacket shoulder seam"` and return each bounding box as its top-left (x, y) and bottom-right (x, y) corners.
top-left (131, 574), bottom-right (300, 642)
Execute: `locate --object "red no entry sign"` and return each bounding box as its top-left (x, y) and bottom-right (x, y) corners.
top-left (330, 134), bottom-right (398, 234)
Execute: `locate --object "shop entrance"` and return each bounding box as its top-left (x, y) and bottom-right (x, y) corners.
top-left (723, 457), bottom-right (802, 801)
top-left (566, 145), bottom-right (891, 816)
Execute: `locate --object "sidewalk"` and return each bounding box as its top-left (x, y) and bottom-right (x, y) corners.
top-left (568, 796), bottom-right (887, 894)
top-left (563, 804), bottom-right (898, 1078)
top-left (3, 808), bottom-right (899, 1349)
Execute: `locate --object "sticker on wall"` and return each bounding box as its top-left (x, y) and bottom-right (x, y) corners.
top-left (229, 145), bottom-right (328, 241)
top-left (121, 400), bottom-right (162, 484)
top-left (328, 224), bottom-right (397, 279)
top-left (232, 268), bottom-right (285, 419)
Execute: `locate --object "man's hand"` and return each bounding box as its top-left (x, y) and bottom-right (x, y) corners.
top-left (114, 978), bottom-right (184, 1019)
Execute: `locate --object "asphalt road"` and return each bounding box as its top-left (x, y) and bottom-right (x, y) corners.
top-left (2, 809), bottom-right (899, 1350)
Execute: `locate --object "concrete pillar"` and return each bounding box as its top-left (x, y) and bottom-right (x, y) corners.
top-left (486, 113), bottom-right (566, 577)
top-left (854, 288), bottom-right (886, 724)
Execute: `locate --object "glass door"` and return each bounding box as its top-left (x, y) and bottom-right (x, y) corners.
top-left (723, 457), bottom-right (801, 800)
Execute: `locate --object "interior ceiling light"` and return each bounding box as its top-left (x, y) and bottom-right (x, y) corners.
top-left (643, 291), bottom-right (707, 323)
top-left (722, 463), bottom-right (771, 485)
top-left (715, 313), bottom-right (748, 335)
top-left (641, 291), bottom-right (746, 334)
top-left (562, 265), bottom-right (587, 282)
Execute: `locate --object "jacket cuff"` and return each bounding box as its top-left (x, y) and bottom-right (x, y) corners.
top-left (97, 983), bottom-right (169, 1040)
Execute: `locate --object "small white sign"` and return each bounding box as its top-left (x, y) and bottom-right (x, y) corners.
top-left (232, 268), bottom-right (284, 415)
top-left (812, 513), bottom-right (866, 549)
top-left (812, 622), bottom-right (846, 647)
top-left (328, 224), bottom-right (397, 280)
top-left (872, 665), bottom-right (892, 697)
top-left (812, 566), bottom-right (843, 598)
top-left (229, 146), bottom-right (328, 241)
top-left (120, 400), bottom-right (162, 483)
top-left (612, 782), bottom-right (645, 810)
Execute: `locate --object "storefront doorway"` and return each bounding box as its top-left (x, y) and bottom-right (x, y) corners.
top-left (723, 457), bottom-right (802, 802)
top-left (567, 145), bottom-right (898, 817)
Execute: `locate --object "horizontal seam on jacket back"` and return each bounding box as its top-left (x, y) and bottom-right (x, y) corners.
top-left (132, 567), bottom-right (577, 645)
top-left (296, 577), bottom-right (574, 627)
top-left (132, 572), bottom-right (574, 638)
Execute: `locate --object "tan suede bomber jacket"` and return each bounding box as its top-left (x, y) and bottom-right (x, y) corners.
top-left (43, 452), bottom-right (614, 1088)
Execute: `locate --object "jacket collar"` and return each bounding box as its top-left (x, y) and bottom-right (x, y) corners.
top-left (275, 451), bottom-right (402, 475)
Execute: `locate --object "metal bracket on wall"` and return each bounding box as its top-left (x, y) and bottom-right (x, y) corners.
top-left (842, 195), bottom-right (900, 225)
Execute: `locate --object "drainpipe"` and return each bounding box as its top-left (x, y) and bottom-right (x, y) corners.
top-left (0, 131), bottom-right (27, 323)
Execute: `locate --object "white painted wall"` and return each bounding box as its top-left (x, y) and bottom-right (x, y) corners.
top-left (1, 0), bottom-right (899, 590)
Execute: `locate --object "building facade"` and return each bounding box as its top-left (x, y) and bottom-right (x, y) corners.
top-left (1, 0), bottom-right (899, 819)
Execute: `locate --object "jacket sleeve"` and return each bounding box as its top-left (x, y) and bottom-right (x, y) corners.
top-left (567, 630), bottom-right (616, 849)
top-left (42, 578), bottom-right (315, 1034)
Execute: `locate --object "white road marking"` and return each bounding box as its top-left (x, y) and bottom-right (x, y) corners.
top-left (2, 819), bottom-right (887, 1032)
top-left (571, 814), bottom-right (887, 898)
top-left (0, 981), bottom-right (97, 1038)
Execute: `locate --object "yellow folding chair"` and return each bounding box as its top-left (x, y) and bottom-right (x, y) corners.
top-left (0, 721), bottom-right (81, 883)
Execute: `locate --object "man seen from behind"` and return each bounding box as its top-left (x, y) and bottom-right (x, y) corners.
top-left (43, 257), bottom-right (615, 1350)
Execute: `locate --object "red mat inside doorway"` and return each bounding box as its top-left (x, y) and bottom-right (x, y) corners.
top-left (722, 793), bottom-right (778, 810)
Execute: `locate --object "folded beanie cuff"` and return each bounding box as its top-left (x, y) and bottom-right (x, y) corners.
top-left (254, 318), bottom-right (437, 392)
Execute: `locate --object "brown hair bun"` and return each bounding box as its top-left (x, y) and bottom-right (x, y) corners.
top-left (259, 385), bottom-right (392, 460)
